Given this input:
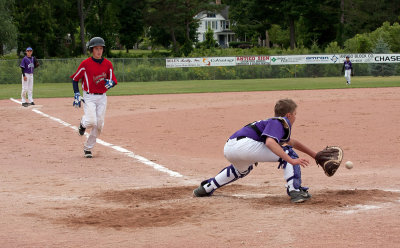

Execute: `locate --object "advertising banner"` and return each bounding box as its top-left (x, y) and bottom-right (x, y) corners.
top-left (167, 54), bottom-right (400, 68)
top-left (236, 56), bottom-right (271, 65)
top-left (372, 54), bottom-right (400, 63)
top-left (166, 57), bottom-right (236, 68)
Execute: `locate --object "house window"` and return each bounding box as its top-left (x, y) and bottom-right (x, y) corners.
top-left (207, 12), bottom-right (216, 18)
top-left (221, 20), bottom-right (225, 29)
top-left (225, 20), bottom-right (230, 29)
top-left (212, 21), bottom-right (216, 30)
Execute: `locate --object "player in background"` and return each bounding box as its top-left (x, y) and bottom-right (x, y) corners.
top-left (20, 47), bottom-right (39, 107)
top-left (70, 37), bottom-right (117, 158)
top-left (342, 55), bottom-right (353, 85)
top-left (193, 99), bottom-right (318, 203)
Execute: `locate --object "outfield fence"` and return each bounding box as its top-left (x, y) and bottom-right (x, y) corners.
top-left (1, 57), bottom-right (399, 84)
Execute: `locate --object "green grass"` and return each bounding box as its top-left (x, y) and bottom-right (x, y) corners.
top-left (2, 76), bottom-right (400, 100)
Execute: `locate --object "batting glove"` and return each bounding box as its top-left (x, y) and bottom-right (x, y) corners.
top-left (73, 92), bottom-right (83, 108)
top-left (105, 79), bottom-right (115, 89)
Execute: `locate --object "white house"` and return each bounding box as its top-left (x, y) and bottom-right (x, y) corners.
top-left (195, 3), bottom-right (236, 48)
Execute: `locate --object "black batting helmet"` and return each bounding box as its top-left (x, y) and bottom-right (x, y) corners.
top-left (88, 37), bottom-right (105, 52)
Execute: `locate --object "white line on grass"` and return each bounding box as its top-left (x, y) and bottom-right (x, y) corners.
top-left (10, 98), bottom-right (183, 178)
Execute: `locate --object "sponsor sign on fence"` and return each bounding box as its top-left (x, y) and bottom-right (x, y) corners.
top-left (166, 54), bottom-right (400, 68)
top-left (236, 56), bottom-right (271, 65)
top-left (166, 57), bottom-right (236, 68)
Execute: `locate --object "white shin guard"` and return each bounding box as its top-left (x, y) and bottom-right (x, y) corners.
top-left (283, 163), bottom-right (302, 192)
top-left (203, 164), bottom-right (253, 194)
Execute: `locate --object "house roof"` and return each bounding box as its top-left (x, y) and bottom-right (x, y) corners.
top-left (195, 5), bottom-right (230, 20)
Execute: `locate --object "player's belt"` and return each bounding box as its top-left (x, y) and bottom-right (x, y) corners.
top-left (85, 91), bottom-right (104, 95)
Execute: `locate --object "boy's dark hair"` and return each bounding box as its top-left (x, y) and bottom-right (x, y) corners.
top-left (274, 98), bottom-right (297, 117)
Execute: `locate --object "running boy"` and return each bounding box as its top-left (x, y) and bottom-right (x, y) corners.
top-left (193, 98), bottom-right (317, 203)
top-left (70, 37), bottom-right (117, 158)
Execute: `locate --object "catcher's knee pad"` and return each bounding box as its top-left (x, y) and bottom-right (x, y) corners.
top-left (278, 146), bottom-right (299, 169)
top-left (238, 164), bottom-right (253, 177)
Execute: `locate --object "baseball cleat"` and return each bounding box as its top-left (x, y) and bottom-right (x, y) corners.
top-left (78, 123), bottom-right (86, 136)
top-left (22, 103), bottom-right (29, 107)
top-left (193, 180), bottom-right (213, 197)
top-left (193, 185), bottom-right (209, 197)
top-left (30, 102), bottom-right (35, 105)
top-left (289, 190), bottom-right (310, 203)
top-left (84, 150), bottom-right (92, 158)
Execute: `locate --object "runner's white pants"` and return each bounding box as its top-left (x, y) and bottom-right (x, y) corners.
top-left (82, 92), bottom-right (107, 150)
top-left (21, 74), bottom-right (34, 103)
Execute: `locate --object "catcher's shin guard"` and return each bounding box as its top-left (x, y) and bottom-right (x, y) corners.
top-left (202, 164), bottom-right (253, 195)
top-left (284, 163), bottom-right (302, 192)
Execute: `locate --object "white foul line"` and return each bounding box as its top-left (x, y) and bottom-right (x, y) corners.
top-left (10, 98), bottom-right (183, 178)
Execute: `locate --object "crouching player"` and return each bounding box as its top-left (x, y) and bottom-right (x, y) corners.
top-left (193, 98), bottom-right (318, 203)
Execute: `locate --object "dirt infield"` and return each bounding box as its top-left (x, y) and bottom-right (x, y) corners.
top-left (1, 87), bottom-right (399, 247)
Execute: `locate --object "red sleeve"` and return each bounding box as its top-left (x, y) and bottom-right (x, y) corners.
top-left (70, 60), bottom-right (86, 81)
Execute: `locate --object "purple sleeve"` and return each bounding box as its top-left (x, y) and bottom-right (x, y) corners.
top-left (262, 119), bottom-right (286, 143)
top-left (20, 57), bottom-right (26, 68)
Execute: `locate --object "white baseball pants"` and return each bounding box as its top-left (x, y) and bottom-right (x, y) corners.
top-left (344, 69), bottom-right (351, 84)
top-left (21, 74), bottom-right (34, 103)
top-left (82, 92), bottom-right (107, 150)
top-left (224, 137), bottom-right (299, 191)
top-left (224, 137), bottom-right (280, 173)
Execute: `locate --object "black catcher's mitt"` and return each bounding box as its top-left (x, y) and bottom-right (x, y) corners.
top-left (315, 146), bottom-right (343, 177)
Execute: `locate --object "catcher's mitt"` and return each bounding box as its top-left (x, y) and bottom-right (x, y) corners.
top-left (315, 146), bottom-right (343, 177)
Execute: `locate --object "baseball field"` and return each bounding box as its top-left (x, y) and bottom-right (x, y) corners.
top-left (1, 78), bottom-right (400, 247)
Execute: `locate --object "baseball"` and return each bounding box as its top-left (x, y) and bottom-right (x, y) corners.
top-left (345, 161), bottom-right (353, 169)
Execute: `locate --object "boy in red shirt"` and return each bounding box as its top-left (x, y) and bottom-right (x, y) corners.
top-left (70, 37), bottom-right (117, 158)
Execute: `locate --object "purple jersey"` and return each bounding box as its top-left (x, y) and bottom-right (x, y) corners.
top-left (20, 56), bottom-right (35, 74)
top-left (229, 117), bottom-right (292, 144)
top-left (343, 61), bottom-right (352, 70)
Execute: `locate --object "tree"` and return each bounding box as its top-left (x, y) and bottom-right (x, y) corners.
top-left (203, 27), bottom-right (217, 49)
top-left (13, 0), bottom-right (77, 57)
top-left (13, 0), bottom-right (57, 58)
top-left (77, 0), bottom-right (94, 55)
top-left (145, 0), bottom-right (218, 56)
top-left (369, 38), bottom-right (396, 76)
top-left (343, 0), bottom-right (400, 42)
top-left (226, 0), bottom-right (272, 45)
top-left (85, 0), bottom-right (120, 57)
top-left (0, 0), bottom-right (17, 55)
top-left (296, 0), bottom-right (340, 48)
top-left (116, 0), bottom-right (146, 53)
top-left (50, 0), bottom-right (79, 57)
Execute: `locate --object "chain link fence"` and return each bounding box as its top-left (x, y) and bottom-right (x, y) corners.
top-left (1, 58), bottom-right (399, 84)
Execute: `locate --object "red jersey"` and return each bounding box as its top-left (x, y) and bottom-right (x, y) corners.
top-left (70, 57), bottom-right (117, 94)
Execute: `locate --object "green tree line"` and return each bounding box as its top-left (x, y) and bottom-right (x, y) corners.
top-left (0, 0), bottom-right (399, 58)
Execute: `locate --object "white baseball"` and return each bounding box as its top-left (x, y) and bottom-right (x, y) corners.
top-left (345, 161), bottom-right (353, 169)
